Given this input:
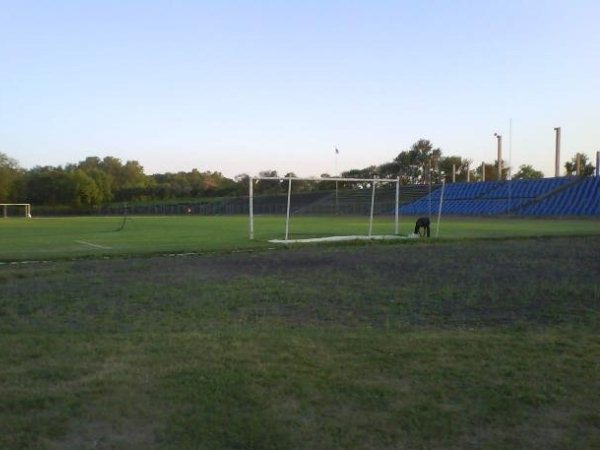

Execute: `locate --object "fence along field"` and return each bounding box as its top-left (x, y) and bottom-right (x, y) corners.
top-left (1, 215), bottom-right (600, 261)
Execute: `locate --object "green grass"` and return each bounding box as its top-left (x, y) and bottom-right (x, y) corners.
top-left (1, 237), bottom-right (599, 449)
top-left (1, 215), bottom-right (599, 261)
top-left (2, 329), bottom-right (598, 450)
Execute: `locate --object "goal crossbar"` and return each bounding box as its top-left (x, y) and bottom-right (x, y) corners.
top-left (248, 176), bottom-right (401, 241)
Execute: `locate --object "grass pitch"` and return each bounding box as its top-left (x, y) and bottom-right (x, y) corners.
top-left (1, 236), bottom-right (599, 449)
top-left (1, 215), bottom-right (599, 261)
top-left (1, 215), bottom-right (599, 448)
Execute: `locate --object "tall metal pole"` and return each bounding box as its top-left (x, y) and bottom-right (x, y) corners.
top-left (368, 179), bottom-right (376, 237)
top-left (576, 153), bottom-right (581, 176)
top-left (452, 164), bottom-right (456, 183)
top-left (285, 176), bottom-right (292, 241)
top-left (482, 162), bottom-right (486, 182)
top-left (435, 180), bottom-right (445, 238)
top-left (466, 163), bottom-right (470, 182)
top-left (335, 148), bottom-right (339, 214)
top-left (248, 177), bottom-right (254, 240)
top-left (554, 127), bottom-right (561, 177)
top-left (508, 118), bottom-right (512, 213)
top-left (596, 151), bottom-right (600, 177)
top-left (428, 159), bottom-right (432, 219)
top-left (495, 133), bottom-right (503, 180)
top-left (394, 177), bottom-right (400, 235)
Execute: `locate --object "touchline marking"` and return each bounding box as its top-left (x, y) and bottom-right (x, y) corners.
top-left (75, 240), bottom-right (112, 249)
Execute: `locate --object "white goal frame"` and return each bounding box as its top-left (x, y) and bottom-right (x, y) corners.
top-left (1, 203), bottom-right (31, 218)
top-left (248, 176), bottom-right (401, 242)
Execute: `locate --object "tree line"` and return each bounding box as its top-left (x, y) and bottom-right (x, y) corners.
top-left (338, 139), bottom-right (595, 185)
top-left (0, 141), bottom-right (595, 207)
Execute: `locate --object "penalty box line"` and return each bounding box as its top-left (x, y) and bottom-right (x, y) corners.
top-left (74, 240), bottom-right (112, 249)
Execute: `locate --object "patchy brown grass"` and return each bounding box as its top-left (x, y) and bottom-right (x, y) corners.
top-left (1, 236), bottom-right (599, 449)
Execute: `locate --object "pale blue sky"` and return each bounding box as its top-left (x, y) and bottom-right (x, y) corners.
top-left (1, 0), bottom-right (598, 177)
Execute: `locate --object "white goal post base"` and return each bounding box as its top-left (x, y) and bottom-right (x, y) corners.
top-left (269, 234), bottom-right (419, 245)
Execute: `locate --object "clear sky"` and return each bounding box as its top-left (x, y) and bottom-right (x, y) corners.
top-left (1, 0), bottom-right (599, 178)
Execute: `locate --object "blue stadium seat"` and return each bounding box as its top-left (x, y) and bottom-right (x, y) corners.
top-left (398, 177), bottom-right (599, 217)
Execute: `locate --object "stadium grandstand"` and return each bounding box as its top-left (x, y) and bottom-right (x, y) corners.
top-left (400, 176), bottom-right (600, 217)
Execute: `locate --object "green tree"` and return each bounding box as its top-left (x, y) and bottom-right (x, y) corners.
top-left (0, 152), bottom-right (23, 202)
top-left (439, 156), bottom-right (472, 182)
top-left (234, 174), bottom-right (251, 196)
top-left (99, 156), bottom-right (124, 191)
top-left (475, 160), bottom-right (509, 181)
top-left (375, 161), bottom-right (400, 179)
top-left (87, 169), bottom-right (112, 202)
top-left (564, 153), bottom-right (595, 177)
top-left (25, 166), bottom-right (75, 205)
top-left (317, 173), bottom-right (337, 190)
top-left (255, 170), bottom-right (283, 194)
top-left (393, 139), bottom-right (442, 183)
top-left (70, 169), bottom-right (103, 207)
top-left (121, 160), bottom-right (147, 188)
top-left (77, 156), bottom-right (102, 172)
top-left (513, 164), bottom-right (544, 179)
top-left (340, 166), bottom-right (377, 188)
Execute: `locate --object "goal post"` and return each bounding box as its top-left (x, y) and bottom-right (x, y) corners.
top-left (1, 203), bottom-right (31, 218)
top-left (248, 176), bottom-right (402, 242)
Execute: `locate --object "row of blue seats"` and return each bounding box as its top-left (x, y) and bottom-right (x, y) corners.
top-left (399, 177), bottom-right (599, 216)
top-left (517, 177), bottom-right (600, 216)
top-left (483, 177), bottom-right (571, 199)
top-left (428, 181), bottom-right (500, 200)
top-left (429, 177), bottom-right (572, 201)
top-left (400, 198), bottom-right (527, 215)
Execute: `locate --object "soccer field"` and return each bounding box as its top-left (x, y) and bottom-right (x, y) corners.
top-left (1, 235), bottom-right (599, 449)
top-left (1, 215), bottom-right (599, 261)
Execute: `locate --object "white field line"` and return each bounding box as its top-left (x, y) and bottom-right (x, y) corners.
top-left (269, 234), bottom-right (418, 244)
top-left (36, 216), bottom-right (188, 219)
top-left (75, 240), bottom-right (112, 249)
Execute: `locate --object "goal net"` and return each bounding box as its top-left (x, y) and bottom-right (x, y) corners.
top-left (1, 203), bottom-right (32, 218)
top-left (248, 176), bottom-right (406, 243)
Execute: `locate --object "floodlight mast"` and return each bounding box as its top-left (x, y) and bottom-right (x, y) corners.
top-left (494, 133), bottom-right (503, 180)
top-left (554, 127), bottom-right (561, 177)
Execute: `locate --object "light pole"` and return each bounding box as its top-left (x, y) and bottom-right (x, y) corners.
top-left (494, 133), bottom-right (503, 180)
top-left (554, 127), bottom-right (561, 177)
top-left (334, 147), bottom-right (339, 214)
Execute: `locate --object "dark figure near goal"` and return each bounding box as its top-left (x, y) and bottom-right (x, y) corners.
top-left (414, 217), bottom-right (431, 237)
